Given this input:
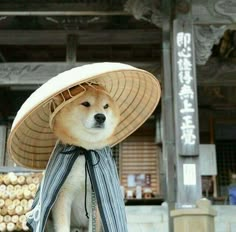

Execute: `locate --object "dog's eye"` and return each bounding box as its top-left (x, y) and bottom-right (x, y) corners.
top-left (81, 101), bottom-right (90, 107)
top-left (104, 104), bottom-right (109, 109)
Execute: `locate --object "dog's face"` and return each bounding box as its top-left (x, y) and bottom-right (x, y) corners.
top-left (51, 85), bottom-right (120, 149)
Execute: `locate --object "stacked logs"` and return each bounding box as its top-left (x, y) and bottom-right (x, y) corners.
top-left (0, 172), bottom-right (42, 231)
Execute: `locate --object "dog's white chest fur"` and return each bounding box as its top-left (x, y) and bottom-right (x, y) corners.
top-left (52, 156), bottom-right (91, 232)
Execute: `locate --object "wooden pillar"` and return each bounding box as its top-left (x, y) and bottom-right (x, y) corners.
top-left (161, 0), bottom-right (176, 231)
top-left (66, 34), bottom-right (77, 63)
top-left (209, 116), bottom-right (218, 197)
top-left (172, 0), bottom-right (202, 208)
top-left (0, 125), bottom-right (7, 166)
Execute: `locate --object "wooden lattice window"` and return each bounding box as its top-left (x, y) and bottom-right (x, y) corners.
top-left (119, 134), bottom-right (160, 198)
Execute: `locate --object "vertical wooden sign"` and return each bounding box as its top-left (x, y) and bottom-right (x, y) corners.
top-left (173, 20), bottom-right (199, 156)
top-left (172, 17), bottom-right (202, 207)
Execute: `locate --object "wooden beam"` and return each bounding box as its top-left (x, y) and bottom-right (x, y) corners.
top-left (0, 60), bottom-right (236, 86)
top-left (0, 1), bottom-right (235, 24)
top-left (0, 29), bottom-right (161, 45)
top-left (0, 62), bottom-right (160, 86)
top-left (0, 3), bottom-right (128, 16)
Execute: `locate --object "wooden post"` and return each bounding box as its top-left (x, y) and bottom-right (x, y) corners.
top-left (161, 0), bottom-right (176, 231)
top-left (0, 125), bottom-right (7, 166)
top-left (66, 34), bottom-right (77, 63)
top-left (172, 0), bottom-right (202, 208)
top-left (209, 116), bottom-right (218, 198)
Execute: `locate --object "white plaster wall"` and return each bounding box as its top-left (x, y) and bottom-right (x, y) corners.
top-left (126, 206), bottom-right (169, 232)
top-left (214, 206), bottom-right (236, 232)
top-left (125, 205), bottom-right (236, 232)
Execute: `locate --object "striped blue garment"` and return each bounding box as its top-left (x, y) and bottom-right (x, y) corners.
top-left (26, 143), bottom-right (128, 232)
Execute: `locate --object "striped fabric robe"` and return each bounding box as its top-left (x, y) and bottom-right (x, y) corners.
top-left (26, 142), bottom-right (128, 232)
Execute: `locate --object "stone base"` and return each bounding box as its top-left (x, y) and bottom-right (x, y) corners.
top-left (171, 199), bottom-right (217, 232)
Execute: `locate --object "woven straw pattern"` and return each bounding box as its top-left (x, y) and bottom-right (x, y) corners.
top-left (7, 63), bottom-right (161, 169)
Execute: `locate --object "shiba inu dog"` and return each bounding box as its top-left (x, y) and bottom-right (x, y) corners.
top-left (50, 84), bottom-right (120, 232)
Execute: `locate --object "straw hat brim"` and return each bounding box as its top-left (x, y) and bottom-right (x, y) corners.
top-left (7, 62), bottom-right (161, 170)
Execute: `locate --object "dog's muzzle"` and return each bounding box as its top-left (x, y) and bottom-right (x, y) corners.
top-left (94, 113), bottom-right (106, 123)
top-left (94, 113), bottom-right (106, 128)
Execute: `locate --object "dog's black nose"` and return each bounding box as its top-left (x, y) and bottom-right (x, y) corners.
top-left (94, 113), bottom-right (106, 124)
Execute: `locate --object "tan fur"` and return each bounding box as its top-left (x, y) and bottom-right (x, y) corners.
top-left (51, 85), bottom-right (120, 232)
top-left (51, 85), bottom-right (120, 149)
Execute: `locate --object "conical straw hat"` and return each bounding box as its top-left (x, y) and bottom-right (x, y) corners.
top-left (7, 62), bottom-right (161, 169)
